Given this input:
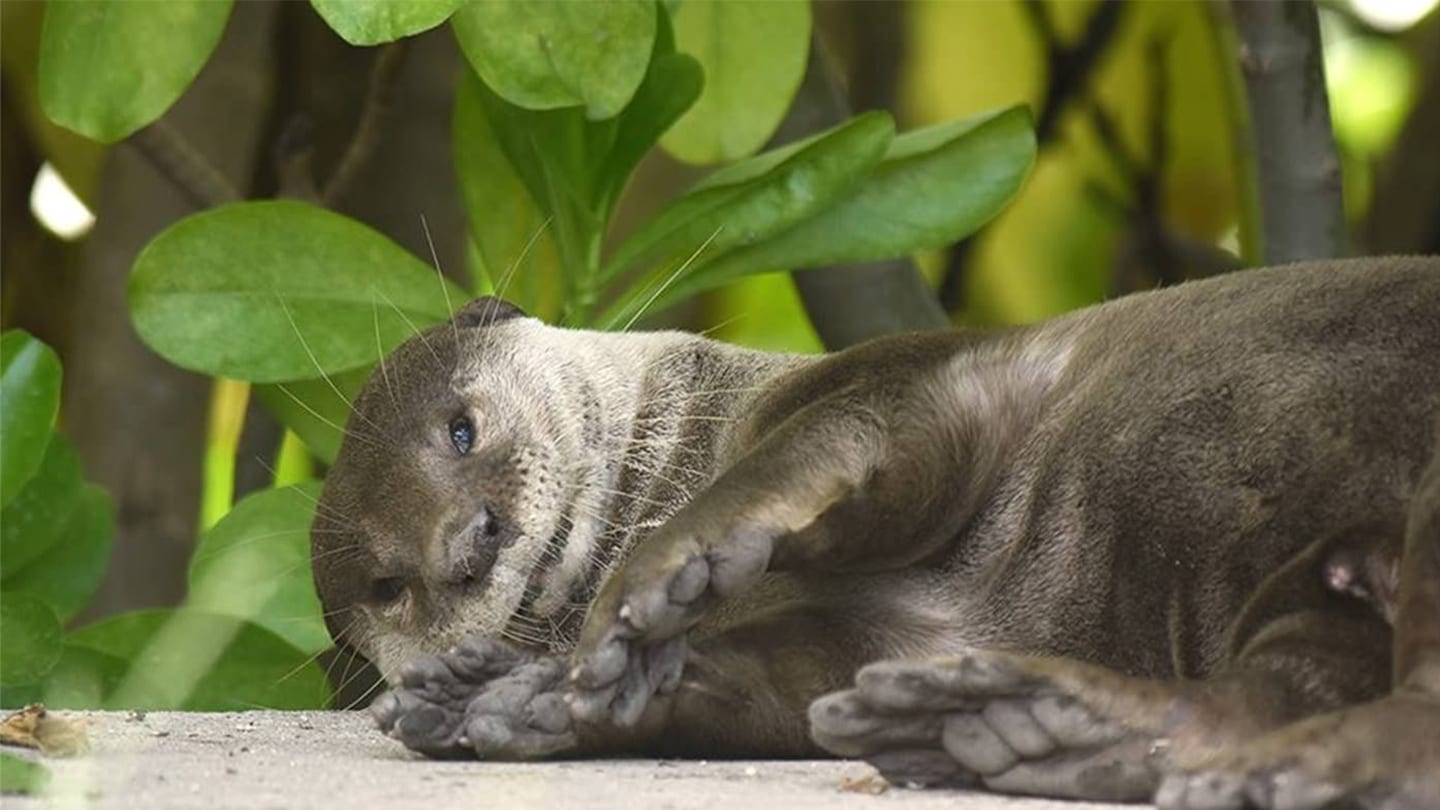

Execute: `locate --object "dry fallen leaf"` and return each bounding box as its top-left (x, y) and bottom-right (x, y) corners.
top-left (838, 772), bottom-right (889, 795)
top-left (0, 705), bottom-right (90, 757)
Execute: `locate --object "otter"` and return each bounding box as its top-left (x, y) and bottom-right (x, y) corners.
top-left (312, 256), bottom-right (1440, 809)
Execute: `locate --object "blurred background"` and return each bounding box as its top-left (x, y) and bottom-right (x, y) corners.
top-left (2, 0), bottom-right (1437, 630)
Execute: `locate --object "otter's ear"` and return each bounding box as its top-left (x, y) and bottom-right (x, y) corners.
top-left (451, 296), bottom-right (528, 329)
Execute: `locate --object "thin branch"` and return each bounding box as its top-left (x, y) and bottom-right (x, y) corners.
top-left (1229, 0), bottom-right (1345, 263)
top-left (938, 0), bottom-right (1130, 311)
top-left (128, 118), bottom-right (242, 209)
top-left (1083, 33), bottom-right (1240, 293)
top-left (323, 42), bottom-right (410, 206)
top-left (780, 40), bottom-right (949, 348)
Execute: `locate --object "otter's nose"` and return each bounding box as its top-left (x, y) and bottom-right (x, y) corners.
top-left (444, 504), bottom-right (518, 587)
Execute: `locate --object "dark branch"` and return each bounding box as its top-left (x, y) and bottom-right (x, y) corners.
top-left (127, 118), bottom-right (242, 209)
top-left (939, 0), bottom-right (1129, 311)
top-left (1229, 0), bottom-right (1345, 263)
top-left (323, 42), bottom-right (410, 206)
top-left (779, 41), bottom-right (949, 349)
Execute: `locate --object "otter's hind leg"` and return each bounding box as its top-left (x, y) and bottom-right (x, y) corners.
top-left (810, 545), bottom-right (1395, 802)
top-left (1157, 428), bottom-right (1440, 810)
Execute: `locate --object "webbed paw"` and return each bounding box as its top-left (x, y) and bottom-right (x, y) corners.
top-left (1156, 693), bottom-right (1440, 810)
top-left (568, 523), bottom-right (774, 728)
top-left (809, 650), bottom-right (1172, 802)
top-left (372, 636), bottom-right (578, 760)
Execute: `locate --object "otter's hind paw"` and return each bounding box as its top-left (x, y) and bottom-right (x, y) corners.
top-left (372, 636), bottom-right (578, 760)
top-left (810, 651), bottom-right (1166, 802)
top-left (1156, 694), bottom-right (1440, 810)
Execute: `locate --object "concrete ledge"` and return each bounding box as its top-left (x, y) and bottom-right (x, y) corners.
top-left (4, 711), bottom-right (1132, 809)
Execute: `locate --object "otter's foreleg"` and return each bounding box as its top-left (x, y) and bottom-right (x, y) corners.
top-left (567, 401), bottom-right (958, 730)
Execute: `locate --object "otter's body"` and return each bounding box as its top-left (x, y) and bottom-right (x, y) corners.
top-left (316, 257), bottom-right (1440, 809)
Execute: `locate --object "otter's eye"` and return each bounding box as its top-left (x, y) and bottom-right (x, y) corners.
top-left (369, 576), bottom-right (406, 605)
top-left (448, 415), bottom-right (474, 456)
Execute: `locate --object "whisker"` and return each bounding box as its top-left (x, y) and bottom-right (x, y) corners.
top-left (273, 384), bottom-right (386, 454)
top-left (376, 288), bottom-right (441, 369)
top-left (276, 295), bottom-right (385, 439)
top-left (621, 225), bottom-right (724, 333)
top-left (372, 292), bottom-right (401, 417)
top-left (421, 213), bottom-right (463, 360)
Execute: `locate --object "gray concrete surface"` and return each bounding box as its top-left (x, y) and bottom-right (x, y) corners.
top-left (2, 711), bottom-right (1133, 809)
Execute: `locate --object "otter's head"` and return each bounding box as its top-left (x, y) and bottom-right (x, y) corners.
top-left (311, 296), bottom-right (597, 680)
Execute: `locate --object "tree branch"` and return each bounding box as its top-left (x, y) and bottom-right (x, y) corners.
top-left (780, 42), bottom-right (949, 349)
top-left (938, 0), bottom-right (1129, 311)
top-left (127, 118), bottom-right (242, 209)
top-left (322, 42), bottom-right (409, 206)
top-left (1229, 0), bottom-right (1346, 263)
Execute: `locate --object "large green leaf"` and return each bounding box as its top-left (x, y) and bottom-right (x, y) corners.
top-left (38, 0), bottom-right (233, 142)
top-left (593, 51), bottom-right (703, 218)
top-left (129, 201), bottom-right (465, 383)
top-left (0, 593), bottom-right (62, 687)
top-left (0, 331), bottom-right (60, 508)
top-left (646, 105), bottom-right (1037, 313)
top-left (452, 0), bottom-right (656, 120)
top-left (187, 483), bottom-right (329, 655)
top-left (3, 484), bottom-right (113, 623)
top-left (453, 10), bottom-right (701, 320)
top-left (255, 369), bottom-right (371, 466)
top-left (67, 609), bottom-right (330, 710)
top-left (0, 753), bottom-right (50, 796)
top-left (598, 111), bottom-right (895, 324)
top-left (310, 0), bottom-right (463, 46)
top-left (453, 70), bottom-right (564, 312)
top-left (661, 0), bottom-right (810, 164)
top-left (0, 644), bottom-right (151, 711)
top-left (0, 434), bottom-right (83, 576)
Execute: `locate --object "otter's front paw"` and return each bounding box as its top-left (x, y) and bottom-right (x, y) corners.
top-left (372, 636), bottom-right (577, 760)
top-left (1156, 693), bottom-right (1440, 810)
top-left (809, 651), bottom-right (1169, 802)
top-left (568, 523), bottom-right (775, 728)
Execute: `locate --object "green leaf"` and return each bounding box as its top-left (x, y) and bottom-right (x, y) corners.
top-left (0, 593), bottom-right (62, 687)
top-left (452, 0), bottom-right (656, 120)
top-left (309, 0), bottom-right (463, 46)
top-left (187, 483), bottom-right (329, 655)
top-left (0, 331), bottom-right (61, 508)
top-left (643, 105), bottom-right (1037, 314)
top-left (599, 111), bottom-right (895, 312)
top-left (453, 70), bottom-right (564, 312)
top-left (0, 753), bottom-right (50, 796)
top-left (24, 644), bottom-right (136, 709)
top-left (254, 369), bottom-right (370, 466)
top-left (129, 200), bottom-right (466, 383)
top-left (660, 0), bottom-right (810, 164)
top-left (0, 434), bottom-right (83, 576)
top-left (67, 609), bottom-right (330, 710)
top-left (594, 51), bottom-right (703, 215)
top-left (38, 0), bottom-right (233, 142)
top-left (3, 484), bottom-right (113, 623)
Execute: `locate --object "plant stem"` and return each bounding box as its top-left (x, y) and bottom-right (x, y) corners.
top-left (1208, 3), bottom-right (1266, 267)
top-left (200, 378), bottom-right (249, 532)
top-left (1229, 0), bottom-right (1346, 263)
top-left (782, 42), bottom-right (948, 347)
